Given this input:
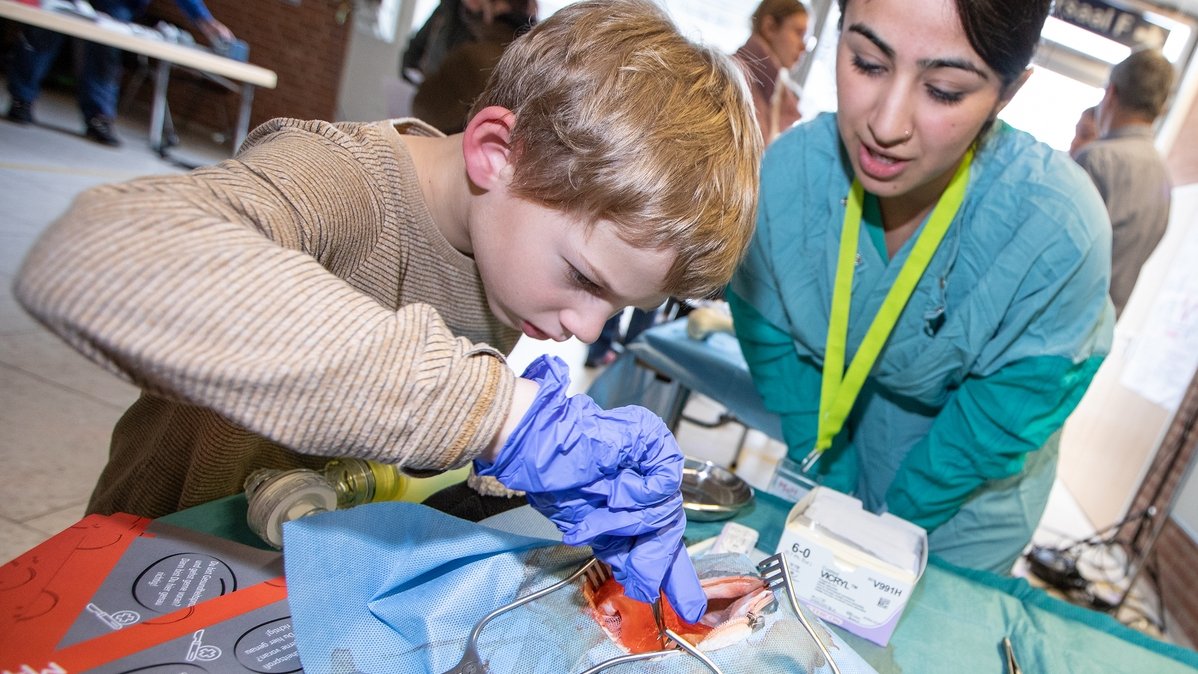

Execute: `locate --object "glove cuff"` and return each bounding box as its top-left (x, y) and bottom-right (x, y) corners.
top-left (473, 354), bottom-right (571, 487)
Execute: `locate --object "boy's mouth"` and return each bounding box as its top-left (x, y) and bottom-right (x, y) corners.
top-left (522, 321), bottom-right (552, 340)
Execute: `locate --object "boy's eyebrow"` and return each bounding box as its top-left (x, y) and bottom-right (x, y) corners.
top-left (581, 257), bottom-right (663, 310)
top-left (579, 257), bottom-right (613, 294)
top-left (847, 22), bottom-right (989, 80)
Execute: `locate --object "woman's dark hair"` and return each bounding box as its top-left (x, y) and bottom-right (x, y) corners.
top-left (837, 0), bottom-right (1052, 87)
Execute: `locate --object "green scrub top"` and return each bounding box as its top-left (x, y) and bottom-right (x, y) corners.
top-left (728, 113), bottom-right (1115, 573)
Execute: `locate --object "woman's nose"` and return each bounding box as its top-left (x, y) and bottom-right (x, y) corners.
top-left (868, 83), bottom-right (915, 147)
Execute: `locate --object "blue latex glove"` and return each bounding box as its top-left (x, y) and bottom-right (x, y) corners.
top-left (475, 355), bottom-right (707, 622)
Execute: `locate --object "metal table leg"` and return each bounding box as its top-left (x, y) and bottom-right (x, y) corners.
top-left (150, 59), bottom-right (171, 155)
top-left (234, 82), bottom-right (256, 153)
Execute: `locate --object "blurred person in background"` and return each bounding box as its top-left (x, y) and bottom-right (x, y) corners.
top-left (412, 0), bottom-right (537, 134)
top-left (4, 0), bottom-right (232, 146)
top-left (585, 306), bottom-right (657, 368)
top-left (402, 0), bottom-right (488, 85)
top-left (732, 0), bottom-right (809, 144)
top-left (1074, 49), bottom-right (1175, 318)
top-left (1069, 105), bottom-right (1098, 158)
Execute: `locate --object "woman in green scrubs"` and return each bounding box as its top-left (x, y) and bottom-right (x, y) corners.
top-left (728, 0), bottom-right (1115, 573)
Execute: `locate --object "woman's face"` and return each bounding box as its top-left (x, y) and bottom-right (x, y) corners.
top-left (763, 12), bottom-right (809, 69)
top-left (835, 0), bottom-right (1024, 208)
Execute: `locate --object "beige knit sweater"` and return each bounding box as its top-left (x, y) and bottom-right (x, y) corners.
top-left (15, 118), bottom-right (521, 518)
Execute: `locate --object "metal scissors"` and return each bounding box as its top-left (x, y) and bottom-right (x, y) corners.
top-left (1002, 636), bottom-right (1023, 674)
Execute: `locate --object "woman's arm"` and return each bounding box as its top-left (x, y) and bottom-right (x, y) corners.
top-left (885, 354), bottom-right (1103, 530)
top-left (728, 288), bottom-right (860, 492)
top-left (885, 203), bottom-right (1114, 530)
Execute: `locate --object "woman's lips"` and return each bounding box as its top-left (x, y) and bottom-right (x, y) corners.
top-left (857, 142), bottom-right (909, 181)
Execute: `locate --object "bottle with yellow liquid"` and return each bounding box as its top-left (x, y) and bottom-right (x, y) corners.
top-left (245, 458), bottom-right (472, 547)
top-left (323, 458), bottom-right (472, 507)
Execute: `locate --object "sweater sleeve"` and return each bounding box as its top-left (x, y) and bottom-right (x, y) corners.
top-left (14, 120), bottom-right (514, 471)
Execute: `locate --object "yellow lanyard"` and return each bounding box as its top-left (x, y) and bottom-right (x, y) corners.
top-left (800, 149), bottom-right (973, 473)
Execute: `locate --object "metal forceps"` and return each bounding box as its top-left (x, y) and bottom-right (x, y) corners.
top-left (1002, 636), bottom-right (1023, 674)
top-left (441, 558), bottom-right (602, 674)
top-left (651, 597), bottom-right (668, 650)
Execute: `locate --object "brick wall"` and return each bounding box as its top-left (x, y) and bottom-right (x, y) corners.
top-left (1154, 520), bottom-right (1198, 647)
top-left (145, 0), bottom-right (351, 142)
top-left (1119, 367), bottom-right (1198, 647)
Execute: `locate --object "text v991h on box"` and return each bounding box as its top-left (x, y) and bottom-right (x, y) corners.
top-left (775, 487), bottom-right (928, 646)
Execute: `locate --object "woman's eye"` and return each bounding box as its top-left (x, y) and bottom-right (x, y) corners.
top-left (850, 55), bottom-right (885, 76)
top-left (926, 85), bottom-right (965, 105)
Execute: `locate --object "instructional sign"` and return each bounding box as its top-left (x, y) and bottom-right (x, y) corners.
top-left (0, 513), bottom-right (292, 673)
top-left (1053, 0), bottom-right (1169, 49)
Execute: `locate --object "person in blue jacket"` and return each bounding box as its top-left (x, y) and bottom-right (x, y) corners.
top-left (728, 0), bottom-right (1115, 573)
top-left (5, 0), bottom-right (232, 146)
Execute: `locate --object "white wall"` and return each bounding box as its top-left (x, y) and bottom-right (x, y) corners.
top-left (335, 0), bottom-right (422, 122)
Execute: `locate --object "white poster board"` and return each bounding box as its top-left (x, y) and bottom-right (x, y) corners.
top-left (1121, 185), bottom-right (1198, 410)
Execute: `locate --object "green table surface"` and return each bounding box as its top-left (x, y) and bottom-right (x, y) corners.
top-left (162, 492), bottom-right (1198, 673)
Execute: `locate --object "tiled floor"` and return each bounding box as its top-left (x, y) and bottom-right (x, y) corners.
top-left (0, 88), bottom-right (231, 564)
top-left (1, 88), bottom-right (1191, 651)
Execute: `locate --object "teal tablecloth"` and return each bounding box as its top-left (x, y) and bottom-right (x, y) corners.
top-left (162, 492), bottom-right (1198, 673)
top-left (687, 490), bottom-right (1198, 673)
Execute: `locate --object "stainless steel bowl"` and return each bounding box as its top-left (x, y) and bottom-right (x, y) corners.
top-left (681, 458), bottom-right (754, 522)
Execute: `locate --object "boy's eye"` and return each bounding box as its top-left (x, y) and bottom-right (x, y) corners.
top-left (568, 265), bottom-right (603, 295)
top-left (850, 55), bottom-right (885, 77)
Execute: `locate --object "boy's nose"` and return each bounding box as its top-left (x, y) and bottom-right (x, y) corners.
top-left (564, 306), bottom-right (617, 345)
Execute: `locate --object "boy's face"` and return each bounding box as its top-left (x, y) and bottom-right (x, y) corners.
top-left (470, 195), bottom-right (673, 344)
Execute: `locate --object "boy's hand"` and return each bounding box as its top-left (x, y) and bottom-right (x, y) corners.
top-left (474, 355), bottom-right (707, 622)
top-left (533, 488), bottom-right (706, 622)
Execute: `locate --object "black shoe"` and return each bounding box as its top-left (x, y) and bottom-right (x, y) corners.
top-left (84, 116), bottom-right (121, 146)
top-left (6, 99), bottom-right (33, 124)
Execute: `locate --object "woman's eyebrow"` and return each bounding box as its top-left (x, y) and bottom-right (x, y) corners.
top-left (847, 23), bottom-right (893, 59)
top-left (847, 22), bottom-right (990, 80)
top-left (917, 56), bottom-right (990, 79)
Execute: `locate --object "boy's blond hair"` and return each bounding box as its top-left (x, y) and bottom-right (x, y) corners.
top-left (470, 0), bottom-right (762, 298)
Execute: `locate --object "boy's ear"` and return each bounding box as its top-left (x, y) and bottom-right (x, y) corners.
top-left (462, 106), bottom-right (517, 190)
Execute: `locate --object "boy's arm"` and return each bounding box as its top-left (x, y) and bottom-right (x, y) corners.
top-left (482, 378), bottom-right (539, 461)
top-left (15, 122), bottom-right (513, 471)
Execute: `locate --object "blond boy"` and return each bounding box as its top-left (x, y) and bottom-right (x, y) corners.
top-left (15, 0), bottom-right (760, 620)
